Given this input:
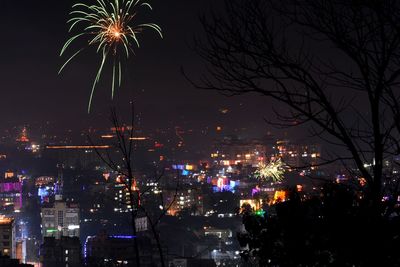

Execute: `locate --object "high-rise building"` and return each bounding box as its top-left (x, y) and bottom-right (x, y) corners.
top-left (41, 200), bottom-right (80, 240)
top-left (40, 237), bottom-right (81, 267)
top-left (0, 216), bottom-right (15, 258)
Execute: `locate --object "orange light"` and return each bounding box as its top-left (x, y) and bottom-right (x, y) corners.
top-left (296, 185), bottom-right (303, 192)
top-left (0, 216), bottom-right (13, 225)
top-left (107, 23), bottom-right (124, 42)
top-left (46, 145), bottom-right (110, 149)
top-left (185, 165), bottom-right (194, 171)
top-left (273, 190), bottom-right (287, 203)
top-left (240, 199), bottom-right (261, 211)
top-left (129, 137), bottom-right (148, 141)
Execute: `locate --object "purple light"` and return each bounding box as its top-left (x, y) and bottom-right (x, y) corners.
top-left (252, 187), bottom-right (261, 196)
top-left (110, 235), bottom-right (136, 239)
top-left (0, 182), bottom-right (22, 192)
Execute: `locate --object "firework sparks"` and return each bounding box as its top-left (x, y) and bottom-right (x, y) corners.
top-left (254, 158), bottom-right (286, 182)
top-left (59, 0), bottom-right (163, 112)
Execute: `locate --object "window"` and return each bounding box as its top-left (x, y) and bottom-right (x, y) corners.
top-left (58, 210), bottom-right (64, 226)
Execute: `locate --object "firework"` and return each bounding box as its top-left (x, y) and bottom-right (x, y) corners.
top-left (59, 0), bottom-right (163, 112)
top-left (254, 158), bottom-right (286, 182)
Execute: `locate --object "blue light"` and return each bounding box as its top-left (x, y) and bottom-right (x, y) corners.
top-left (182, 170), bottom-right (189, 176)
top-left (172, 165), bottom-right (185, 170)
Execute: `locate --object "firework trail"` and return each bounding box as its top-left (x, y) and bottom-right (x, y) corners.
top-left (60, 0), bottom-right (162, 112)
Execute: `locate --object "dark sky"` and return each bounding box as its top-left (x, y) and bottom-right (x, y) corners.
top-left (0, 0), bottom-right (276, 138)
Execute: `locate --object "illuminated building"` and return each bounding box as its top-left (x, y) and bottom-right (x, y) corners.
top-left (275, 140), bottom-right (321, 170)
top-left (204, 227), bottom-right (232, 241)
top-left (113, 176), bottom-right (135, 213)
top-left (0, 176), bottom-right (22, 213)
top-left (0, 216), bottom-right (15, 258)
top-left (165, 188), bottom-right (203, 216)
top-left (36, 174), bottom-right (58, 204)
top-left (41, 201), bottom-right (80, 240)
top-left (40, 236), bottom-right (81, 267)
top-left (37, 186), bottom-right (54, 204)
top-left (35, 177), bottom-right (54, 187)
top-left (211, 137), bottom-right (269, 166)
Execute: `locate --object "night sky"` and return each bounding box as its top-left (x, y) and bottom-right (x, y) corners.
top-left (0, 0), bottom-right (278, 139)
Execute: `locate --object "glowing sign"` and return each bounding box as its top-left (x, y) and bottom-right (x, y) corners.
top-left (68, 225), bottom-right (80, 230)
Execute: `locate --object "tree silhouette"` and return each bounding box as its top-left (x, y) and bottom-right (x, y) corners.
top-left (89, 105), bottom-right (178, 267)
top-left (190, 0), bottom-right (400, 213)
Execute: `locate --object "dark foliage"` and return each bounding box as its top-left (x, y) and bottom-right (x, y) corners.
top-left (238, 184), bottom-right (400, 266)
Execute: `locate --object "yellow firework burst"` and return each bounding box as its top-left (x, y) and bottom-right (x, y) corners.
top-left (255, 158), bottom-right (286, 182)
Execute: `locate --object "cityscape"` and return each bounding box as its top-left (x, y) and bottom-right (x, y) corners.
top-left (0, 122), bottom-right (331, 266)
top-left (1, 0), bottom-right (400, 267)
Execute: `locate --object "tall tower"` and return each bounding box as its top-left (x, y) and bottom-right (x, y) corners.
top-left (55, 164), bottom-right (64, 201)
top-left (16, 126), bottom-right (29, 143)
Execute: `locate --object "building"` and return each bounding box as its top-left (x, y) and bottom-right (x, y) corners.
top-left (0, 175), bottom-right (22, 214)
top-left (204, 228), bottom-right (232, 241)
top-left (24, 238), bottom-right (40, 266)
top-left (275, 140), bottom-right (321, 169)
top-left (165, 187), bottom-right (204, 216)
top-left (211, 136), bottom-right (270, 166)
top-left (84, 231), bottom-right (156, 266)
top-left (112, 175), bottom-right (134, 213)
top-left (40, 237), bottom-right (81, 267)
top-left (84, 231), bottom-right (137, 265)
top-left (41, 200), bottom-right (80, 240)
top-left (0, 216), bottom-right (15, 258)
